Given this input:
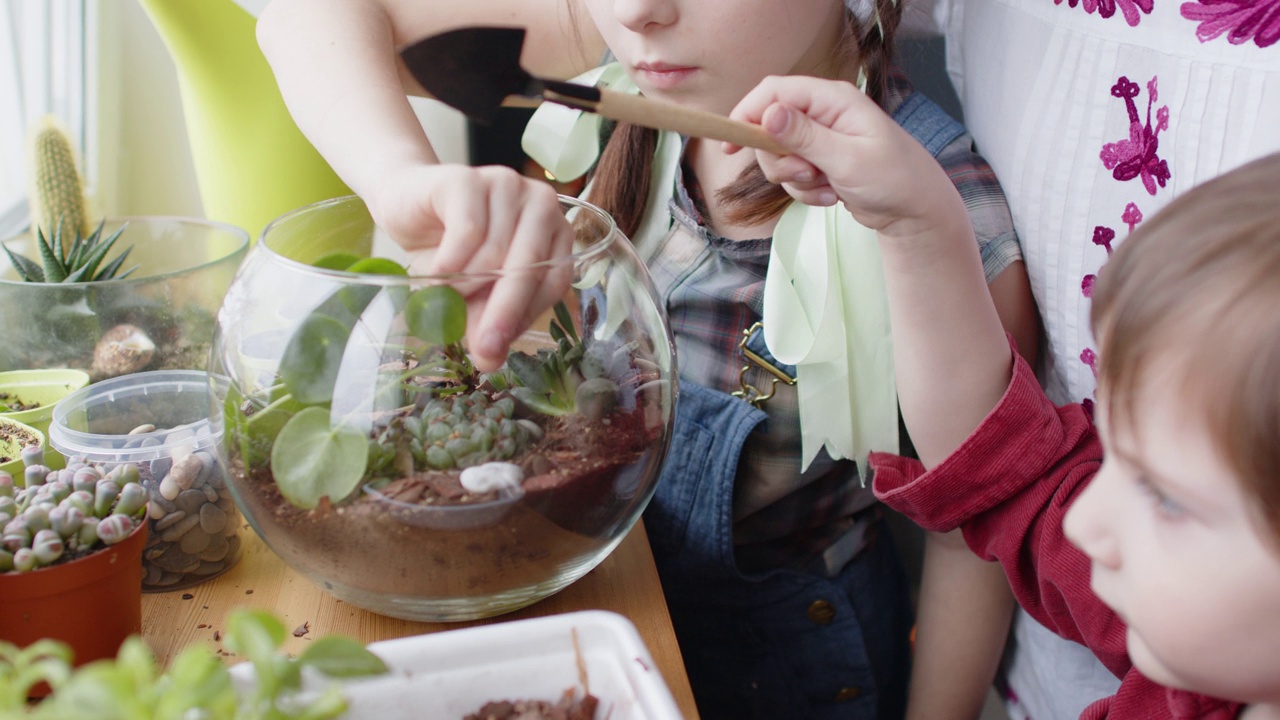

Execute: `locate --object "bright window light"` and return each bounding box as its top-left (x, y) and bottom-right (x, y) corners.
top-left (0, 0), bottom-right (89, 239)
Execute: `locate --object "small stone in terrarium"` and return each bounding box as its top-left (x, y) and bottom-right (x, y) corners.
top-left (91, 324), bottom-right (157, 379)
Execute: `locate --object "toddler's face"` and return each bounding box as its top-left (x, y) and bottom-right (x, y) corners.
top-left (1063, 367), bottom-right (1280, 705)
top-left (583, 0), bottom-right (849, 116)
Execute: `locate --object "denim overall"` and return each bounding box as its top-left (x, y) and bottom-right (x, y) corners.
top-left (642, 92), bottom-right (967, 720)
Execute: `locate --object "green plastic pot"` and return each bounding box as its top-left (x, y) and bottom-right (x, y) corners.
top-left (0, 416), bottom-right (45, 479)
top-left (0, 369), bottom-right (90, 470)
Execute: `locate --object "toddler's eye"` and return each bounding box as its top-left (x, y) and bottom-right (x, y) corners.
top-left (1134, 475), bottom-right (1186, 520)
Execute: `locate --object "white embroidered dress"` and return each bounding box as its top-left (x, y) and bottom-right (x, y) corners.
top-left (905, 0), bottom-right (1280, 717)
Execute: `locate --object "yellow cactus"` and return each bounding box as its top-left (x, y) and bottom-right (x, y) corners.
top-left (28, 115), bottom-right (89, 248)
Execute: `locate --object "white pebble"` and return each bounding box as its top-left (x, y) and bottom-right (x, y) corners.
top-left (459, 463), bottom-right (524, 495)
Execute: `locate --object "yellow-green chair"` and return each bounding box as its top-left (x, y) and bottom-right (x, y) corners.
top-left (137, 0), bottom-right (350, 240)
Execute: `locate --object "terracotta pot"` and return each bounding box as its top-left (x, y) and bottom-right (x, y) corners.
top-left (0, 522), bottom-right (146, 670)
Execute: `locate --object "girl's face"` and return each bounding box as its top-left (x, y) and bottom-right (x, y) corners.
top-left (1064, 366), bottom-right (1280, 707)
top-left (582, 0), bottom-right (850, 116)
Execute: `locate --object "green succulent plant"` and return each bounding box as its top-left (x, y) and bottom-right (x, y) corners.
top-left (2, 220), bottom-right (137, 284)
top-left (491, 303), bottom-right (622, 421)
top-left (0, 453), bottom-right (146, 574)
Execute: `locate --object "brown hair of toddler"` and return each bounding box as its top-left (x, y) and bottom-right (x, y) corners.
top-left (1091, 152), bottom-right (1280, 542)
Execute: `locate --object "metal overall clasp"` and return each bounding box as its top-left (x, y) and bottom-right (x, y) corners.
top-left (731, 322), bottom-right (797, 407)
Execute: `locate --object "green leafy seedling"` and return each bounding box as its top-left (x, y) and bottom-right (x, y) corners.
top-left (2, 609), bottom-right (388, 720)
top-left (271, 407), bottom-right (369, 509)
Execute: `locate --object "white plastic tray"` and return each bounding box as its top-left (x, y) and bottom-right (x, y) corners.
top-left (239, 610), bottom-right (685, 719)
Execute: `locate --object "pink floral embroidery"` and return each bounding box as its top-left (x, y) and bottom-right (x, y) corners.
top-left (1101, 77), bottom-right (1171, 196)
top-left (1181, 0), bottom-right (1280, 47)
top-left (1122, 202), bottom-right (1143, 233)
top-left (1056, 0), bottom-right (1154, 25)
top-left (1082, 225), bottom-right (1116, 298)
top-left (1081, 348), bottom-right (1099, 378)
top-left (1092, 225), bottom-right (1117, 254)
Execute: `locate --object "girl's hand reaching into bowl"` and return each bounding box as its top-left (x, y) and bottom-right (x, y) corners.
top-left (368, 163), bottom-right (576, 372)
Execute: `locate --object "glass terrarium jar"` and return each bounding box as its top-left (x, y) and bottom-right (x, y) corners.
top-left (0, 217), bottom-right (249, 377)
top-left (209, 195), bottom-right (676, 621)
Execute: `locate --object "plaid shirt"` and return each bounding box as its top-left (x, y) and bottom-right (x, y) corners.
top-left (645, 70), bottom-right (1022, 576)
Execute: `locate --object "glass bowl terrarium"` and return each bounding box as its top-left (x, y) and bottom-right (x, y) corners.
top-left (209, 195), bottom-right (675, 621)
top-left (0, 217), bottom-right (249, 377)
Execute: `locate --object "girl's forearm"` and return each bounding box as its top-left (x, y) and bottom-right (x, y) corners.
top-left (258, 0), bottom-right (438, 196)
top-left (907, 529), bottom-right (1015, 720)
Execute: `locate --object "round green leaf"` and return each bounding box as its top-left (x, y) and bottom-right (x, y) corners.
top-left (345, 258), bottom-right (408, 277)
top-left (270, 407), bottom-right (369, 509)
top-left (405, 286), bottom-right (466, 345)
top-left (279, 315), bottom-right (350, 405)
top-left (311, 252), bottom-right (362, 271)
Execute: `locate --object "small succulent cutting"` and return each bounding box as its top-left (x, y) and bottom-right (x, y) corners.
top-left (0, 449), bottom-right (147, 574)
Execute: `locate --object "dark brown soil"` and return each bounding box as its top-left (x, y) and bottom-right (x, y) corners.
top-left (0, 423), bottom-right (40, 465)
top-left (465, 690), bottom-right (599, 720)
top-left (0, 392), bottom-right (38, 412)
top-left (230, 404), bottom-right (665, 603)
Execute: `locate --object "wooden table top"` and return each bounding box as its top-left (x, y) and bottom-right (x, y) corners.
top-left (141, 520), bottom-right (698, 719)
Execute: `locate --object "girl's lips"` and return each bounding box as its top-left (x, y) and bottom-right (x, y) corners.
top-left (634, 64), bottom-right (697, 90)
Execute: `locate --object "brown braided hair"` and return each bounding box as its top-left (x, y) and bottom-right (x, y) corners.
top-left (587, 0), bottom-right (903, 238)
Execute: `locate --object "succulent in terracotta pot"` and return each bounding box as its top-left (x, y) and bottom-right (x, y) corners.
top-left (0, 452), bottom-right (149, 675)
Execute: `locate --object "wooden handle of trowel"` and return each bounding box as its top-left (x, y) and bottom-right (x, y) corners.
top-left (595, 88), bottom-right (788, 154)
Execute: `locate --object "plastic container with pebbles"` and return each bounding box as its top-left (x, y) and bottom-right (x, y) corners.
top-left (48, 370), bottom-right (243, 591)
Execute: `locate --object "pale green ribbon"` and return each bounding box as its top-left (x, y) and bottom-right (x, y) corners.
top-left (520, 63), bottom-right (637, 183)
top-left (522, 64), bottom-right (898, 476)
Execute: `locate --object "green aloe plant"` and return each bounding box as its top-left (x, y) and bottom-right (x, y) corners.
top-left (2, 220), bottom-right (136, 284)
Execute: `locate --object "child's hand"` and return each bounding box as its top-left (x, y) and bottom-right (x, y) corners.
top-left (726, 75), bottom-right (965, 240)
top-left (366, 163), bottom-right (575, 372)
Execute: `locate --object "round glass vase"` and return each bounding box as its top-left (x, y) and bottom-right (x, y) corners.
top-left (0, 217), bottom-right (249, 377)
top-left (210, 195), bottom-right (676, 621)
